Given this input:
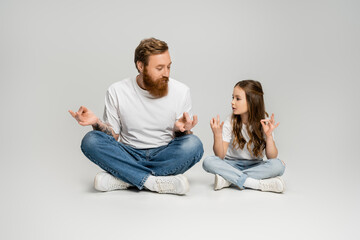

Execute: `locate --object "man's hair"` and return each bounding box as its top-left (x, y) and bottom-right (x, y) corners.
top-left (134, 38), bottom-right (168, 72)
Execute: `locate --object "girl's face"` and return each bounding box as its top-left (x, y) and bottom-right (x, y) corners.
top-left (232, 86), bottom-right (248, 115)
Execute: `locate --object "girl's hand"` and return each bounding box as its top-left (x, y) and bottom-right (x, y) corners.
top-left (260, 113), bottom-right (279, 137)
top-left (210, 115), bottom-right (224, 137)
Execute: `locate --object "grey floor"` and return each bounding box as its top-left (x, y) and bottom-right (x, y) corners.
top-left (3, 148), bottom-right (359, 240)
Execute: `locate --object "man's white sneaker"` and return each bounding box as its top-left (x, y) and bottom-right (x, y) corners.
top-left (94, 172), bottom-right (132, 192)
top-left (214, 174), bottom-right (231, 190)
top-left (259, 177), bottom-right (285, 193)
top-left (152, 174), bottom-right (189, 195)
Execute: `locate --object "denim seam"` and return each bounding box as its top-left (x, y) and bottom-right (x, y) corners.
top-left (160, 151), bottom-right (203, 176)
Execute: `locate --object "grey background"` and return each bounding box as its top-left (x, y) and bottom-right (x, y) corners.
top-left (1, 0), bottom-right (359, 239)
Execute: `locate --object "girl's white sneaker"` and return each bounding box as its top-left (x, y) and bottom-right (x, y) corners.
top-left (214, 174), bottom-right (231, 190)
top-left (259, 177), bottom-right (285, 193)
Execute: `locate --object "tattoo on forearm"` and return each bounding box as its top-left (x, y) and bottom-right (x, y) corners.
top-left (93, 121), bottom-right (114, 137)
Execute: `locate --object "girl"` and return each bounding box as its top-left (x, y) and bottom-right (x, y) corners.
top-left (202, 80), bottom-right (286, 193)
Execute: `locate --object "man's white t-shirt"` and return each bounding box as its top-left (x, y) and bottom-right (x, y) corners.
top-left (103, 77), bottom-right (192, 149)
top-left (222, 115), bottom-right (271, 160)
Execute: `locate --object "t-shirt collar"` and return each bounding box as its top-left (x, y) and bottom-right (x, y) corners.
top-left (133, 77), bottom-right (157, 99)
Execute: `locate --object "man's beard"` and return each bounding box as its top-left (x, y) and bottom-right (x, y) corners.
top-left (142, 67), bottom-right (169, 98)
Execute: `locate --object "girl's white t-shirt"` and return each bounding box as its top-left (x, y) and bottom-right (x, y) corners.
top-left (222, 115), bottom-right (271, 160)
top-left (103, 77), bottom-right (192, 149)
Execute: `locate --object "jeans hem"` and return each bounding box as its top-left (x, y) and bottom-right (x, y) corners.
top-left (139, 173), bottom-right (151, 190)
top-left (236, 174), bottom-right (248, 190)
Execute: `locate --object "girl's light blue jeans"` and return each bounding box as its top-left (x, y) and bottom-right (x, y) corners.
top-left (80, 131), bottom-right (204, 190)
top-left (202, 156), bottom-right (286, 189)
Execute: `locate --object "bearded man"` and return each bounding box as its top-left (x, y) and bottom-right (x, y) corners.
top-left (69, 38), bottom-right (203, 195)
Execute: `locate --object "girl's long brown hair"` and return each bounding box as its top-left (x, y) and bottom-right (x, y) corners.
top-left (231, 80), bottom-right (268, 158)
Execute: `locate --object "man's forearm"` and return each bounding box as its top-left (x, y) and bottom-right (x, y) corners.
top-left (92, 120), bottom-right (116, 139)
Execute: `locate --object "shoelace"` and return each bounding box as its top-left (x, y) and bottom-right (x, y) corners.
top-left (260, 179), bottom-right (280, 191)
top-left (107, 177), bottom-right (128, 190)
top-left (108, 182), bottom-right (126, 190)
top-left (155, 179), bottom-right (176, 193)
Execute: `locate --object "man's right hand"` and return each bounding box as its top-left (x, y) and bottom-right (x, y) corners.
top-left (69, 106), bottom-right (99, 126)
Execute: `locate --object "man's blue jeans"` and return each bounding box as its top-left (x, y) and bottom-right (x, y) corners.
top-left (81, 131), bottom-right (204, 189)
top-left (202, 156), bottom-right (286, 189)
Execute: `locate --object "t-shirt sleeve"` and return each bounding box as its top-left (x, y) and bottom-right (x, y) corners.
top-left (176, 88), bottom-right (193, 120)
top-left (222, 116), bottom-right (232, 143)
top-left (103, 88), bottom-right (121, 134)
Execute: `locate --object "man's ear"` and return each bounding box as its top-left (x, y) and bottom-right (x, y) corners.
top-left (136, 61), bottom-right (144, 73)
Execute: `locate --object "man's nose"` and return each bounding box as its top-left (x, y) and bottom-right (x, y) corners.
top-left (163, 68), bottom-right (170, 78)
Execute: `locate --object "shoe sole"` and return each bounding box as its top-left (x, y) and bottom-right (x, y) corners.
top-left (214, 174), bottom-right (221, 190)
top-left (94, 173), bottom-right (106, 192)
top-left (276, 176), bottom-right (286, 193)
top-left (175, 174), bottom-right (190, 195)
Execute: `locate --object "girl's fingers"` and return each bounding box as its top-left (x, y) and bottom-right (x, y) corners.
top-left (217, 115), bottom-right (220, 124)
top-left (210, 118), bottom-right (214, 127)
top-left (269, 122), bottom-right (279, 129)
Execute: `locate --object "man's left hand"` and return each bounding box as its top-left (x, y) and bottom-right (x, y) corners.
top-left (174, 112), bottom-right (198, 132)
